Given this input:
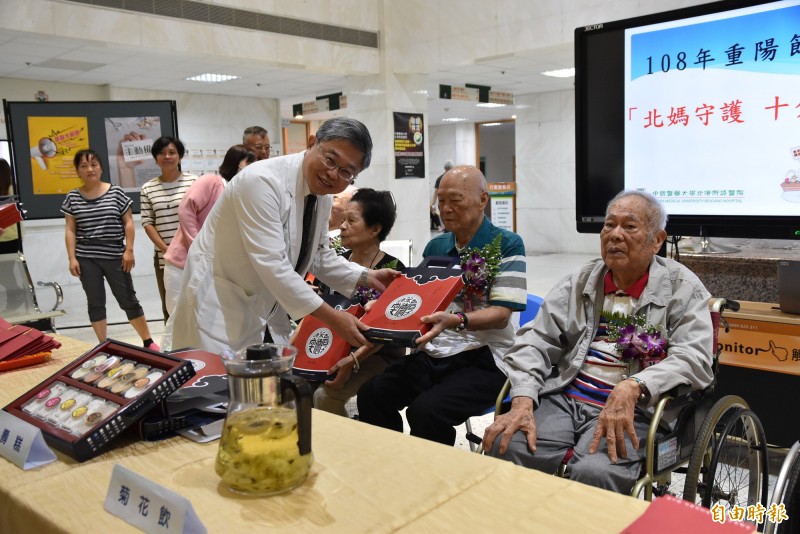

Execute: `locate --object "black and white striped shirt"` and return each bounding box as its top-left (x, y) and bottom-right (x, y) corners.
top-left (61, 185), bottom-right (133, 259)
top-left (140, 173), bottom-right (197, 266)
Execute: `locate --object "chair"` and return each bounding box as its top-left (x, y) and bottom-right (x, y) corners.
top-left (0, 252), bottom-right (65, 332)
top-left (477, 296), bottom-right (769, 513)
top-left (629, 298), bottom-right (768, 510)
top-left (379, 239), bottom-right (413, 267)
top-left (765, 440), bottom-right (800, 534)
top-left (464, 293), bottom-right (543, 452)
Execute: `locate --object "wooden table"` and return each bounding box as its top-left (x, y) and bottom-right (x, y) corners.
top-left (0, 336), bottom-right (651, 533)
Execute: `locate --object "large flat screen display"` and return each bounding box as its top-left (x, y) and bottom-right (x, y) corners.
top-left (575, 0), bottom-right (800, 239)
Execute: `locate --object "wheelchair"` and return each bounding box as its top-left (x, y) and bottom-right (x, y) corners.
top-left (630, 298), bottom-right (768, 511)
top-left (482, 297), bottom-right (770, 513)
top-left (764, 440), bottom-right (800, 534)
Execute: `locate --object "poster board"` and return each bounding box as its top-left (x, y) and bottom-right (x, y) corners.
top-left (3, 100), bottom-right (178, 219)
top-left (393, 111), bottom-right (424, 178)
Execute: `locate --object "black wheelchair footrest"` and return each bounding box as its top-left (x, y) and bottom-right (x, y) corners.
top-left (465, 432), bottom-right (483, 445)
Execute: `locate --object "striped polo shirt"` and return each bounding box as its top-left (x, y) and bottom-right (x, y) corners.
top-left (421, 216), bottom-right (527, 361)
top-left (140, 173), bottom-right (197, 266)
top-left (61, 185), bottom-right (133, 259)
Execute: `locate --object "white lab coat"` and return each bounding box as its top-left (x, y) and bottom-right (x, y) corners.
top-left (170, 151), bottom-right (362, 354)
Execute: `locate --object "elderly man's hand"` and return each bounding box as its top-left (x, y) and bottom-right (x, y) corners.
top-left (588, 378), bottom-right (641, 463)
top-left (482, 396), bottom-right (537, 455)
top-left (415, 311), bottom-right (459, 345)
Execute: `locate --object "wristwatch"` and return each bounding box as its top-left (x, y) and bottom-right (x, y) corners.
top-left (628, 376), bottom-right (648, 401)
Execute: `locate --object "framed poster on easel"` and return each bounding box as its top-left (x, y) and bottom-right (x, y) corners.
top-left (3, 100), bottom-right (178, 219)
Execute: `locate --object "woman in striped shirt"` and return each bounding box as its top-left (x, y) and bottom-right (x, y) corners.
top-left (140, 136), bottom-right (197, 321)
top-left (62, 149), bottom-right (158, 350)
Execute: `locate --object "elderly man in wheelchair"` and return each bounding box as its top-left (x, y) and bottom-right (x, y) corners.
top-left (484, 190), bottom-right (716, 495)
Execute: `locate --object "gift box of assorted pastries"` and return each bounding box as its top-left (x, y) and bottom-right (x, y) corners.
top-left (2, 339), bottom-right (195, 462)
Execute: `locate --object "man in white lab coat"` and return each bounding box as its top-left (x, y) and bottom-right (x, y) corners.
top-left (170, 118), bottom-right (397, 354)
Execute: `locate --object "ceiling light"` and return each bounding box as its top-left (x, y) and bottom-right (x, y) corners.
top-left (186, 73), bottom-right (240, 83)
top-left (481, 122), bottom-right (503, 127)
top-left (541, 68), bottom-right (575, 78)
top-left (442, 117), bottom-right (467, 122)
top-left (511, 115), bottom-right (517, 119)
top-left (476, 102), bottom-right (505, 108)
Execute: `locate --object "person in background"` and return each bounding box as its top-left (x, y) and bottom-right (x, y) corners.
top-left (313, 188), bottom-right (405, 416)
top-left (62, 149), bottom-right (158, 350)
top-left (430, 160), bottom-right (454, 231)
top-left (328, 184), bottom-right (358, 237)
top-left (357, 166), bottom-right (527, 445)
top-left (160, 144), bottom-right (256, 350)
top-left (484, 190), bottom-right (714, 495)
top-left (171, 117), bottom-right (398, 354)
top-left (243, 126), bottom-right (271, 161)
top-left (140, 136), bottom-right (197, 322)
top-left (0, 159), bottom-right (20, 253)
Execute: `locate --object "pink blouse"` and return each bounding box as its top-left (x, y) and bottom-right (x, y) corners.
top-left (164, 173), bottom-right (226, 269)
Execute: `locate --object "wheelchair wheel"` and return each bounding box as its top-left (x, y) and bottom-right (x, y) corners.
top-left (775, 448), bottom-right (800, 533)
top-left (705, 409), bottom-right (768, 508)
top-left (683, 395), bottom-right (754, 505)
top-left (684, 400), bottom-right (768, 517)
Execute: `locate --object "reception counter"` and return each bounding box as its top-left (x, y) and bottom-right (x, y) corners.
top-left (0, 336), bottom-right (654, 533)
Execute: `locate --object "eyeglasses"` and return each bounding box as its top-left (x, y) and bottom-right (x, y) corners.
top-left (251, 144), bottom-right (272, 152)
top-left (318, 148), bottom-right (356, 184)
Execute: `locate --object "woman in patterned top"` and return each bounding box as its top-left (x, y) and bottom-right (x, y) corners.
top-left (140, 136), bottom-right (197, 321)
top-left (62, 149), bottom-right (159, 350)
top-left (312, 188), bottom-right (405, 417)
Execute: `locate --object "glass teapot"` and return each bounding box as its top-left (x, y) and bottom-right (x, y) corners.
top-left (215, 343), bottom-right (313, 495)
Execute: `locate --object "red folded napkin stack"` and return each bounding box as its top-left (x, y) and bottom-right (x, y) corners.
top-left (0, 202), bottom-right (23, 230)
top-left (0, 317), bottom-right (61, 372)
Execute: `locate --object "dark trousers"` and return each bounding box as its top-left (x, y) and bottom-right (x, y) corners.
top-left (357, 345), bottom-right (506, 445)
top-left (153, 255), bottom-right (168, 322)
top-left (78, 257), bottom-right (144, 322)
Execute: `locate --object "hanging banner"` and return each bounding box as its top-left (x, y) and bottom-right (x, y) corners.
top-left (393, 112), bottom-right (424, 179)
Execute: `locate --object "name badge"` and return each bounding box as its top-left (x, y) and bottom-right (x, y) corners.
top-left (104, 464), bottom-right (206, 534)
top-left (0, 410), bottom-right (56, 470)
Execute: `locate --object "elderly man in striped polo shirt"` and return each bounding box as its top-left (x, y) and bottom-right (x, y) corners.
top-left (357, 166), bottom-right (527, 446)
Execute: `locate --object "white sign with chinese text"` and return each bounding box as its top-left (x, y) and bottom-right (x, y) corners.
top-left (0, 410), bottom-right (56, 470)
top-left (120, 138), bottom-right (154, 163)
top-left (490, 197), bottom-right (514, 231)
top-left (104, 464), bottom-right (206, 534)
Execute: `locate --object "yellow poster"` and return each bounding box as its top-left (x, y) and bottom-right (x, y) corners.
top-left (28, 116), bottom-right (89, 194)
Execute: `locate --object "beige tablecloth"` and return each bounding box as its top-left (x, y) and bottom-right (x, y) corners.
top-left (0, 336), bottom-right (650, 533)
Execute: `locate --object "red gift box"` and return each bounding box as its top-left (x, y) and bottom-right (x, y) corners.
top-left (292, 294), bottom-right (365, 381)
top-left (361, 257), bottom-right (465, 347)
top-left (0, 202), bottom-right (23, 230)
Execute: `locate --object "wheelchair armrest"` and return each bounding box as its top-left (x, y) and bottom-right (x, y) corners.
top-left (710, 297), bottom-right (739, 314)
top-left (37, 281), bottom-right (64, 312)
